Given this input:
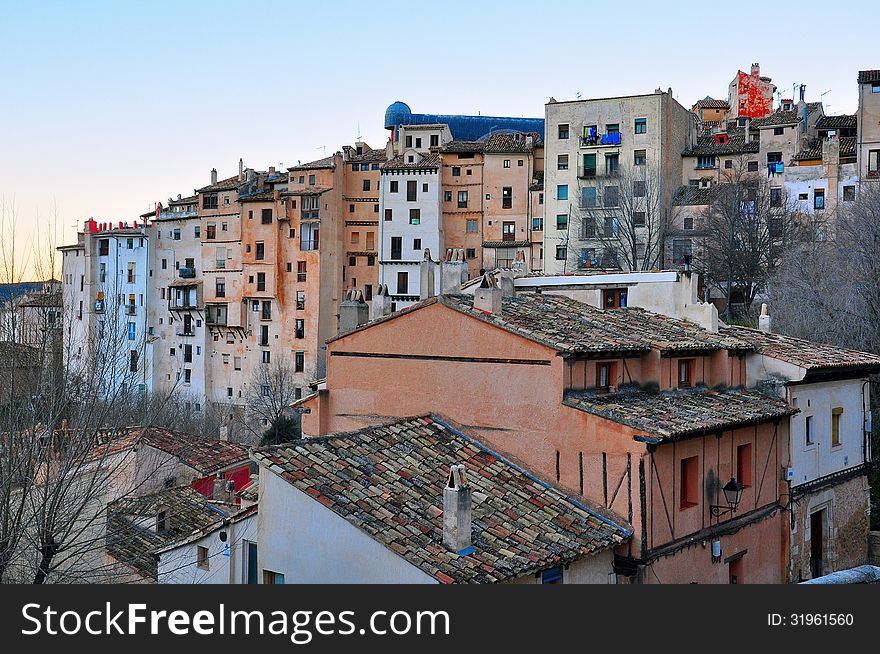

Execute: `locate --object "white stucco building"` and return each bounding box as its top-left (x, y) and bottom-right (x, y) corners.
top-left (378, 151), bottom-right (443, 309)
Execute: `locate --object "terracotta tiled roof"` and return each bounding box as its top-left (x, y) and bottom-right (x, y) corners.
top-left (816, 114), bottom-right (856, 130)
top-left (289, 155), bottom-right (336, 171)
top-left (252, 416), bottom-right (629, 583)
top-left (674, 185), bottom-right (717, 206)
top-left (720, 325), bottom-right (880, 372)
top-left (858, 70), bottom-right (880, 84)
top-left (793, 144), bottom-right (823, 162)
top-left (563, 387), bottom-right (796, 441)
top-left (381, 153), bottom-right (441, 170)
top-left (483, 132), bottom-right (539, 153)
top-left (440, 141), bottom-right (485, 154)
top-left (238, 190), bottom-right (277, 202)
top-left (197, 175), bottom-right (242, 193)
top-left (683, 134), bottom-right (758, 156)
top-left (695, 98), bottom-right (729, 110)
top-left (99, 426), bottom-right (250, 474)
top-left (482, 240), bottom-right (530, 248)
top-left (750, 110), bottom-right (801, 128)
top-left (346, 147), bottom-right (388, 163)
top-left (840, 136), bottom-right (856, 157)
top-left (106, 486), bottom-right (239, 579)
top-left (331, 292), bottom-right (751, 356)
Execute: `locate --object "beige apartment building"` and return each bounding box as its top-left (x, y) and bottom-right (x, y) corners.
top-left (543, 89), bottom-right (692, 274)
top-left (857, 70), bottom-right (880, 183)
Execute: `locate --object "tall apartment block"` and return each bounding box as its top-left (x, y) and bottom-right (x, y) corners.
top-left (543, 89), bottom-right (692, 274)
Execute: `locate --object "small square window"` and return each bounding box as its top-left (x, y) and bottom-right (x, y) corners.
top-left (197, 546), bottom-right (209, 569)
top-left (558, 123), bottom-right (570, 139)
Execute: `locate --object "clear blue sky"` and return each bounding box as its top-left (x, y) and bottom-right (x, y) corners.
top-left (1, 0), bottom-right (875, 276)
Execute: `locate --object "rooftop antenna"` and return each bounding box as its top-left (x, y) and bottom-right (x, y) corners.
top-left (316, 145), bottom-right (326, 156)
top-left (357, 121), bottom-right (362, 141)
top-left (575, 91), bottom-right (582, 99)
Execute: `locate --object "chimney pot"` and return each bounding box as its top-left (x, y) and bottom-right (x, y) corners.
top-left (419, 250), bottom-right (438, 300)
top-left (443, 464), bottom-right (472, 554)
top-left (339, 289), bottom-right (370, 333)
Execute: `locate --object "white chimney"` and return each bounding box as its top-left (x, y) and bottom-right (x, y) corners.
top-left (419, 248), bottom-right (437, 300)
top-left (440, 248), bottom-right (468, 294)
top-left (339, 289), bottom-right (370, 333)
top-left (371, 284), bottom-right (392, 320)
top-left (473, 273), bottom-right (502, 315)
top-left (238, 158), bottom-right (244, 181)
top-left (210, 168), bottom-right (218, 185)
top-left (443, 464), bottom-right (472, 553)
top-left (758, 303), bottom-right (772, 333)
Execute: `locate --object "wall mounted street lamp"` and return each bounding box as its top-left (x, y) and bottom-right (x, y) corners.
top-left (710, 478), bottom-right (745, 518)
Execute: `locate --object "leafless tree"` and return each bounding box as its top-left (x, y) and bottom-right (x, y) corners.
top-left (244, 360), bottom-right (301, 445)
top-left (769, 183), bottom-right (880, 352)
top-left (691, 160), bottom-right (804, 320)
top-left (573, 162), bottom-right (667, 271)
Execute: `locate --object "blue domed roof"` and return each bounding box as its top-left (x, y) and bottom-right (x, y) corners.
top-left (384, 101), bottom-right (412, 130)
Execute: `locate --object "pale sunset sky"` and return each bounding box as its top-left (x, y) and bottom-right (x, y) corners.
top-left (1, 0), bottom-right (876, 279)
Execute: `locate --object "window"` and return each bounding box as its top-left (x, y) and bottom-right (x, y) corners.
top-left (555, 245), bottom-right (567, 260)
top-left (843, 185), bottom-right (856, 201)
top-left (197, 546), bottom-right (209, 569)
top-left (532, 216), bottom-right (544, 231)
top-left (295, 319), bottom-right (304, 339)
top-left (502, 222), bottom-right (515, 241)
top-left (773, 127), bottom-right (784, 136)
top-left (215, 278), bottom-right (226, 298)
top-left (678, 359), bottom-right (693, 387)
top-left (747, 161), bottom-right (759, 172)
top-left (605, 154), bottom-right (619, 176)
top-left (557, 154), bottom-right (569, 170)
top-left (308, 175), bottom-right (315, 185)
top-left (634, 118), bottom-right (647, 134)
top-left (156, 511), bottom-right (169, 535)
top-left (633, 180), bottom-right (646, 197)
top-left (672, 239), bottom-right (692, 264)
top-left (873, 83), bottom-right (880, 94)
top-left (406, 180), bottom-right (417, 201)
top-left (390, 180), bottom-right (399, 193)
top-left (255, 241), bottom-right (265, 260)
top-left (262, 350), bottom-right (271, 364)
top-left (680, 456), bottom-right (699, 509)
top-left (869, 150), bottom-right (880, 177)
top-left (556, 214), bottom-right (568, 230)
top-left (633, 211), bottom-right (646, 227)
top-left (697, 155), bottom-right (716, 169)
top-left (605, 123), bottom-right (619, 135)
top-left (257, 272), bottom-right (266, 292)
top-left (558, 123), bottom-right (569, 139)
top-left (724, 159), bottom-right (733, 169)
top-left (633, 150), bottom-right (646, 166)
top-left (261, 208), bottom-right (272, 224)
top-left (770, 187), bottom-right (782, 207)
top-left (831, 407), bottom-right (843, 447)
top-left (444, 190), bottom-right (452, 202)
top-left (396, 271), bottom-right (408, 295)
top-left (295, 351), bottom-right (305, 373)
top-left (541, 567), bottom-right (563, 584)
top-left (301, 222), bottom-right (319, 250)
top-left (805, 415), bottom-right (814, 446)
top-left (683, 215), bottom-right (694, 230)
top-left (263, 570), bottom-right (285, 584)
top-left (203, 194), bottom-right (218, 209)
top-left (413, 238), bottom-right (421, 251)
top-left (503, 159), bottom-right (511, 168)
top-left (129, 350), bottom-right (138, 373)
top-left (557, 184), bottom-right (568, 200)
top-left (457, 190), bottom-right (468, 208)
top-left (814, 189), bottom-right (825, 210)
top-left (466, 219), bottom-right (478, 233)
top-left (391, 236), bottom-right (402, 259)
top-left (596, 362), bottom-right (614, 391)
top-left (604, 186), bottom-right (619, 208)
top-left (362, 179), bottom-right (370, 191)
top-left (452, 166), bottom-right (461, 177)
top-left (430, 134), bottom-right (439, 147)
top-left (602, 289), bottom-right (627, 309)
top-left (98, 239), bottom-right (109, 256)
top-left (296, 290), bottom-right (305, 310)
top-left (737, 443), bottom-right (752, 488)
top-left (384, 208), bottom-right (393, 222)
top-left (502, 187), bottom-right (512, 209)
top-left (415, 137), bottom-right (422, 148)
top-left (580, 187), bottom-right (597, 208)
top-left (297, 261), bottom-right (307, 282)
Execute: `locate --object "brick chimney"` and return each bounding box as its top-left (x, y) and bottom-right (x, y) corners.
top-left (419, 248), bottom-right (437, 300)
top-left (443, 464), bottom-right (472, 554)
top-left (440, 248), bottom-right (468, 294)
top-left (758, 303), bottom-right (772, 333)
top-left (473, 273), bottom-right (502, 315)
top-left (371, 284), bottom-right (392, 320)
top-left (339, 289), bottom-right (369, 333)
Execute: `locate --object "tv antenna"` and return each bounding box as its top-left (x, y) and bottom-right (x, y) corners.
top-left (316, 145), bottom-right (326, 156)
